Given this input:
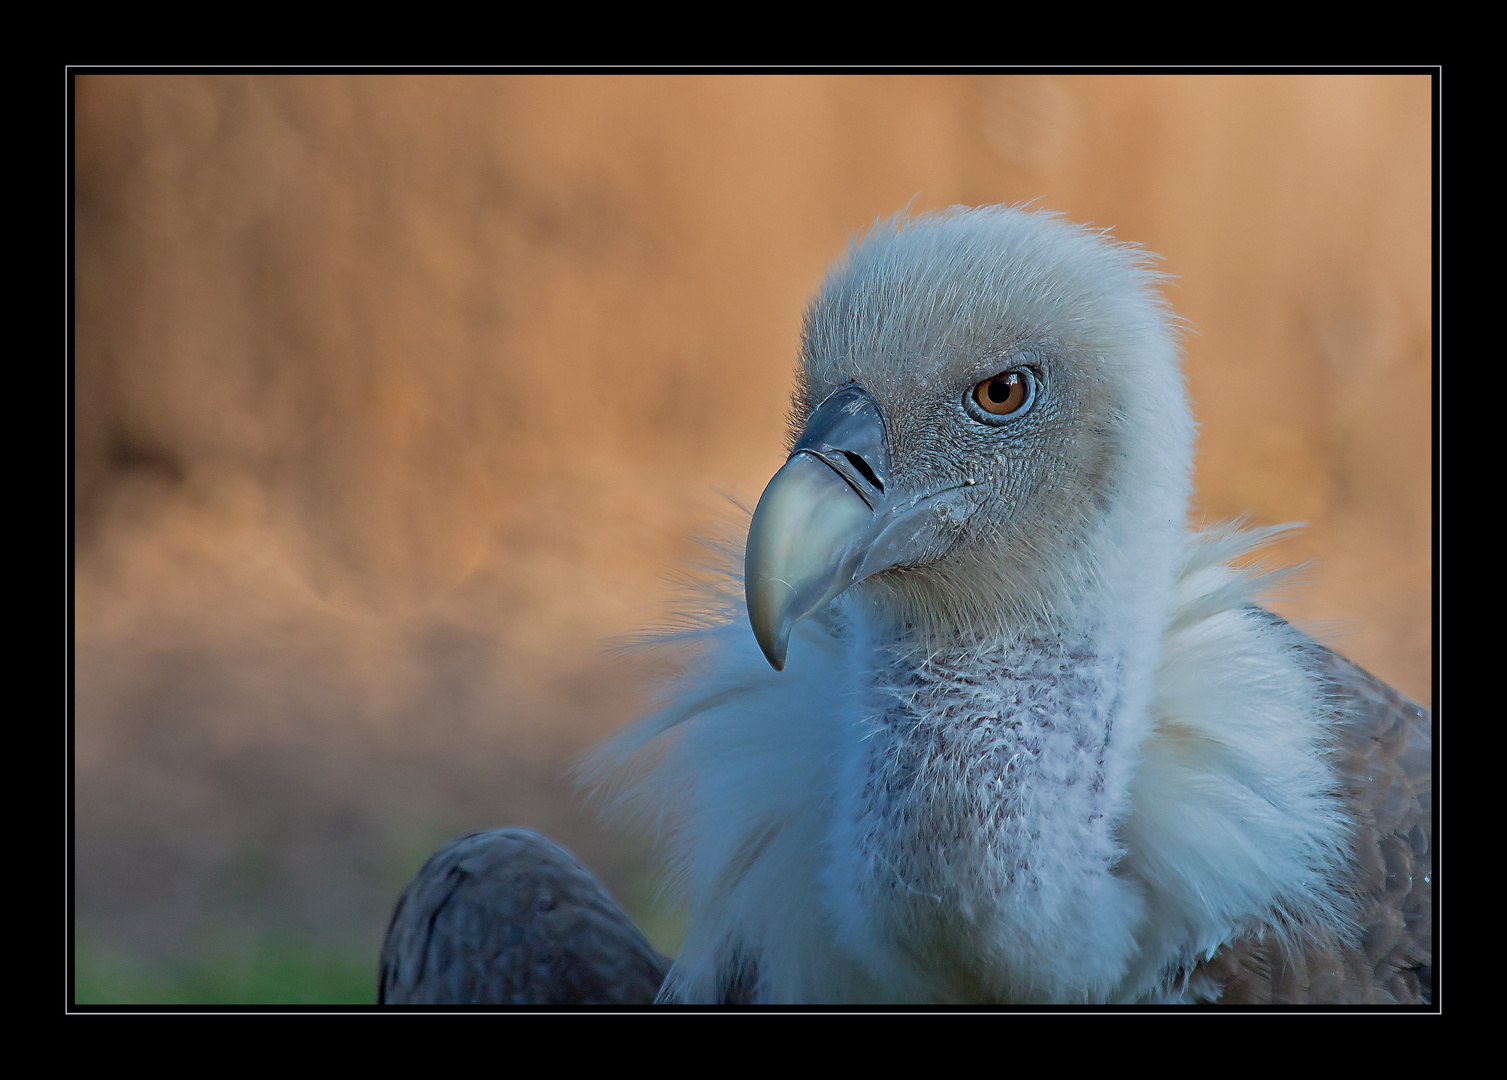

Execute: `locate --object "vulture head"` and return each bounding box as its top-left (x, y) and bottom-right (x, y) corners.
top-left (747, 207), bottom-right (1194, 668)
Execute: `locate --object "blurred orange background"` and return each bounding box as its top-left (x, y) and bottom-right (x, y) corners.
top-left (72, 73), bottom-right (1433, 996)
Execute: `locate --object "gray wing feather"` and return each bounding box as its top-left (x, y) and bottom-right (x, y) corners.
top-left (1191, 632), bottom-right (1433, 1005)
top-left (378, 828), bottom-right (671, 1005)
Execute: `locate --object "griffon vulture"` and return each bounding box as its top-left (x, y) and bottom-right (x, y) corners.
top-left (380, 206), bottom-right (1432, 1006)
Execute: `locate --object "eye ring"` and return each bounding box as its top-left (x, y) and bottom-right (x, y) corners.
top-left (965, 368), bottom-right (1037, 423)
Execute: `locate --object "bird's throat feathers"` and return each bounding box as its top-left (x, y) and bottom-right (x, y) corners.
top-left (821, 612), bottom-right (1158, 1002)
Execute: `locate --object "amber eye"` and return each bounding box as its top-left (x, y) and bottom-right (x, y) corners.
top-left (968, 369), bottom-right (1036, 421)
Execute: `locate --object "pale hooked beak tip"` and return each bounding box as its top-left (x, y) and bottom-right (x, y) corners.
top-left (746, 575), bottom-right (793, 671)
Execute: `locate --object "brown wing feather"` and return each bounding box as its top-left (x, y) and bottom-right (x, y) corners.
top-left (378, 828), bottom-right (671, 1005)
top-left (1191, 631), bottom-right (1432, 1005)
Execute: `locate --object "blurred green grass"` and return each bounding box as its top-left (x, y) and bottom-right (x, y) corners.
top-left (73, 885), bottom-right (683, 1006)
top-left (621, 889), bottom-right (686, 963)
top-left (73, 840), bottom-right (684, 1006)
top-left (73, 937), bottom-right (377, 1005)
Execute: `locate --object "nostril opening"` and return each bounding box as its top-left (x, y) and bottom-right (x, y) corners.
top-left (843, 451), bottom-right (883, 492)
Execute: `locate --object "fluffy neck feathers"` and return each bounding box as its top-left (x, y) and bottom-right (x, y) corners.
top-left (822, 621), bottom-right (1149, 1001)
top-left (591, 521), bottom-right (1354, 1003)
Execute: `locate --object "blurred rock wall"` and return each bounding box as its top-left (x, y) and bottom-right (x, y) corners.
top-left (72, 74), bottom-right (1433, 970)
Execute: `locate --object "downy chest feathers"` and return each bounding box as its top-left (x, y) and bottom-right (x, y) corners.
top-left (823, 630), bottom-right (1152, 1001)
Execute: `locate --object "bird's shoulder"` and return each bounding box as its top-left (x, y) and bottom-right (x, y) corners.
top-left (1187, 634), bottom-right (1432, 1004)
top-left (378, 828), bottom-right (670, 1005)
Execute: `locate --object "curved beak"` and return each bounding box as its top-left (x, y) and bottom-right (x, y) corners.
top-left (744, 385), bottom-right (967, 670)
